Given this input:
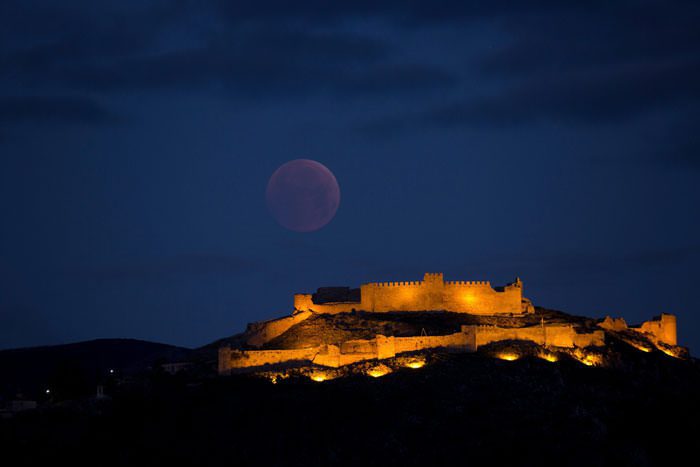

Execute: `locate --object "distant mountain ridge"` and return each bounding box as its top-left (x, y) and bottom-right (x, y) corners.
top-left (0, 338), bottom-right (191, 398)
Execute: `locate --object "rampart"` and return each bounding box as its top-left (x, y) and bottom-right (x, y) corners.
top-left (462, 324), bottom-right (605, 349)
top-left (599, 313), bottom-right (677, 346)
top-left (245, 310), bottom-right (313, 347)
top-left (219, 323), bottom-right (605, 373)
top-left (294, 273), bottom-right (529, 315)
top-left (220, 332), bottom-right (477, 373)
top-left (636, 314), bottom-right (677, 346)
top-left (218, 346), bottom-right (318, 373)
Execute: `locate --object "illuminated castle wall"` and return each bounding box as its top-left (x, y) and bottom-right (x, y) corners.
top-left (600, 313), bottom-right (678, 346)
top-left (219, 271), bottom-right (683, 374)
top-left (219, 315), bottom-right (681, 373)
top-left (638, 314), bottom-right (677, 346)
top-left (218, 323), bottom-right (608, 373)
top-left (294, 273), bottom-right (531, 315)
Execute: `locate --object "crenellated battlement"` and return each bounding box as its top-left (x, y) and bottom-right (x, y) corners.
top-left (368, 279), bottom-right (494, 287)
top-left (444, 280), bottom-right (491, 286)
top-left (423, 272), bottom-right (444, 281)
top-left (293, 272), bottom-right (531, 315)
top-left (370, 280), bottom-right (424, 288)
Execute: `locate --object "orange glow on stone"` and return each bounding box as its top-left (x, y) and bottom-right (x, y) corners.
top-left (571, 349), bottom-right (602, 367)
top-left (367, 365), bottom-right (391, 378)
top-left (626, 341), bottom-right (652, 353)
top-left (461, 292), bottom-right (477, 304)
top-left (310, 372), bottom-right (331, 382)
top-left (659, 347), bottom-right (681, 358)
top-left (497, 352), bottom-right (519, 361)
top-left (405, 359), bottom-right (425, 369)
top-left (539, 352), bottom-right (558, 362)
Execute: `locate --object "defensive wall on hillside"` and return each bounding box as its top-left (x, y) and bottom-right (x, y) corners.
top-left (244, 311), bottom-right (313, 347)
top-left (637, 314), bottom-right (677, 346)
top-left (293, 273), bottom-right (531, 315)
top-left (599, 313), bottom-right (677, 346)
top-left (462, 324), bottom-right (605, 349)
top-left (223, 273), bottom-right (681, 373)
top-left (219, 323), bottom-right (607, 373)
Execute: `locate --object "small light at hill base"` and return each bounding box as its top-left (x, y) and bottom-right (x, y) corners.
top-left (310, 372), bottom-right (334, 382)
top-left (625, 341), bottom-right (652, 353)
top-left (539, 352), bottom-right (558, 363)
top-left (496, 352), bottom-right (519, 361)
top-left (405, 360), bottom-right (425, 369)
top-left (571, 349), bottom-right (602, 367)
top-left (659, 347), bottom-right (682, 358)
top-left (367, 365), bottom-right (391, 377)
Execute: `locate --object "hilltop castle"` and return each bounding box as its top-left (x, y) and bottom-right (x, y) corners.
top-left (294, 272), bottom-right (534, 315)
top-left (218, 273), bottom-right (682, 375)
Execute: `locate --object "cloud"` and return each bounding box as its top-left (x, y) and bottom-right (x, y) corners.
top-left (70, 254), bottom-right (260, 281)
top-left (335, 64), bottom-right (456, 96)
top-left (206, 0), bottom-right (591, 26)
top-left (59, 30), bottom-right (390, 96)
top-left (479, 2), bottom-right (700, 74)
top-left (667, 135), bottom-right (700, 169)
top-left (494, 245), bottom-right (700, 281)
top-left (2, 1), bottom-right (699, 126)
top-left (425, 57), bottom-right (700, 127)
top-left (355, 1), bottom-right (700, 133)
top-left (648, 110), bottom-right (700, 170)
top-left (462, 1), bottom-right (700, 126)
top-left (0, 96), bottom-right (121, 125)
top-left (0, 2), bottom-right (458, 101)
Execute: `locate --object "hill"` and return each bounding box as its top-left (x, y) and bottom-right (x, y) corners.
top-left (0, 338), bottom-right (191, 399)
top-left (1, 344), bottom-right (698, 466)
top-left (0, 305), bottom-right (695, 465)
top-left (261, 307), bottom-right (590, 350)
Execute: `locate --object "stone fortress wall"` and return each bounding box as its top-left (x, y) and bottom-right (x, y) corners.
top-left (638, 314), bottom-right (677, 346)
top-left (599, 313), bottom-right (677, 346)
top-left (293, 273), bottom-right (530, 315)
top-left (244, 311), bottom-right (313, 348)
top-left (464, 324), bottom-right (604, 349)
top-left (220, 274), bottom-right (681, 374)
top-left (219, 322), bottom-right (612, 373)
top-left (220, 314), bottom-right (680, 374)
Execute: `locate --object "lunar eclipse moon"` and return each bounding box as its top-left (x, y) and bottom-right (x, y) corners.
top-left (266, 159), bottom-right (340, 232)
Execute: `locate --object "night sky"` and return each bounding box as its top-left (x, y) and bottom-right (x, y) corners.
top-left (1, 1), bottom-right (699, 352)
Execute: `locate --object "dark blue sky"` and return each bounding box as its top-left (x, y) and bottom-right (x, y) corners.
top-left (1, 1), bottom-right (699, 351)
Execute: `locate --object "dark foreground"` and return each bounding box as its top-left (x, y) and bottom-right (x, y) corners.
top-left (2, 347), bottom-right (699, 467)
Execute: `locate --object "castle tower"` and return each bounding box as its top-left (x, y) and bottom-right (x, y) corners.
top-left (658, 313), bottom-right (677, 346)
top-left (422, 273), bottom-right (444, 309)
top-left (423, 272), bottom-right (444, 286)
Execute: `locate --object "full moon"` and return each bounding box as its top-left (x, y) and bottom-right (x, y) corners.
top-left (266, 159), bottom-right (340, 232)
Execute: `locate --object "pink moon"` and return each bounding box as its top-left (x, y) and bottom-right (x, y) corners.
top-left (266, 159), bottom-right (340, 232)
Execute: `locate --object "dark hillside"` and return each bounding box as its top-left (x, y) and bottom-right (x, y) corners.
top-left (0, 339), bottom-right (191, 398)
top-left (1, 348), bottom-right (698, 466)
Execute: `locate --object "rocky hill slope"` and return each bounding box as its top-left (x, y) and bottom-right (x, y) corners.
top-left (261, 306), bottom-right (591, 350)
top-left (1, 342), bottom-right (698, 466)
